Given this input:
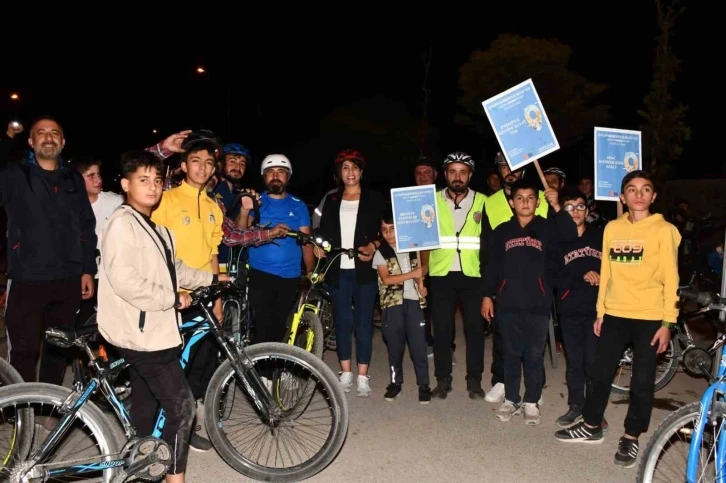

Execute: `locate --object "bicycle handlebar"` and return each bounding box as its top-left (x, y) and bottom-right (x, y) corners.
top-left (678, 288), bottom-right (722, 307)
top-left (285, 230), bottom-right (364, 258)
top-left (231, 192), bottom-right (261, 227)
top-left (189, 281), bottom-right (241, 306)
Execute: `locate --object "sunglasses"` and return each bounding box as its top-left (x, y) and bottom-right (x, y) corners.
top-left (564, 203), bottom-right (588, 212)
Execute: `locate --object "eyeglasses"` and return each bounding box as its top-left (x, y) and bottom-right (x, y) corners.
top-left (564, 204), bottom-right (587, 212)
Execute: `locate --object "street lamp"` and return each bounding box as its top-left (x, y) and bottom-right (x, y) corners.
top-left (10, 93), bottom-right (19, 100)
top-left (152, 129), bottom-right (157, 134)
top-left (196, 67), bottom-right (205, 74)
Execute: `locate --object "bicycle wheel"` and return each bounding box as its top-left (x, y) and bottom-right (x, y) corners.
top-left (611, 339), bottom-right (678, 395)
top-left (204, 342), bottom-right (348, 482)
top-left (638, 401), bottom-right (726, 482)
top-left (284, 311), bottom-right (324, 358)
top-left (0, 382), bottom-right (125, 482)
top-left (0, 358), bottom-right (29, 473)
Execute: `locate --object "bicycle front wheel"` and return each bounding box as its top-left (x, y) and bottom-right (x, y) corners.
top-left (205, 342), bottom-right (348, 482)
top-left (638, 401), bottom-right (726, 482)
top-left (284, 311), bottom-right (324, 358)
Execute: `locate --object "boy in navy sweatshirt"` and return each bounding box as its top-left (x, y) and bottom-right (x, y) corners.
top-left (550, 188), bottom-right (604, 427)
top-left (481, 178), bottom-right (576, 425)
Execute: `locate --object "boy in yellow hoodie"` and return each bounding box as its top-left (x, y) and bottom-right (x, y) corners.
top-left (555, 170), bottom-right (681, 469)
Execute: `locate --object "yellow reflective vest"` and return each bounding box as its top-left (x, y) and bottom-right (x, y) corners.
top-left (429, 190), bottom-right (487, 278)
top-left (485, 189), bottom-right (549, 230)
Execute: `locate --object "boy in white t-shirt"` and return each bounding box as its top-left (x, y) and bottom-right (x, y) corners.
top-left (373, 209), bottom-right (431, 404)
top-left (70, 157), bottom-right (123, 324)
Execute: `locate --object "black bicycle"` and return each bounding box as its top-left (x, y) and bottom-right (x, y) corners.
top-left (0, 281), bottom-right (349, 482)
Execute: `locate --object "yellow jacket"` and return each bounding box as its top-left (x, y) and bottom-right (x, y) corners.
top-left (151, 180), bottom-right (223, 273)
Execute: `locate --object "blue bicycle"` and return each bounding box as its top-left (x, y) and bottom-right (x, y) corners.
top-left (0, 281), bottom-right (348, 482)
top-left (638, 287), bottom-right (726, 482)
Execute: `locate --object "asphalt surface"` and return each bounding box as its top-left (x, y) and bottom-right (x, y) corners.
top-left (0, 314), bottom-right (711, 483)
top-left (185, 320), bottom-right (710, 483)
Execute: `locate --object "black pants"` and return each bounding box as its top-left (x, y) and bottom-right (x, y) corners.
top-left (381, 300), bottom-right (430, 386)
top-left (430, 272), bottom-right (485, 383)
top-left (490, 315), bottom-right (505, 386)
top-left (583, 315), bottom-right (661, 437)
top-left (180, 308), bottom-right (220, 401)
top-left (116, 345), bottom-right (194, 475)
top-left (5, 276), bottom-right (81, 384)
top-left (499, 312), bottom-right (549, 404)
top-left (560, 314), bottom-right (598, 407)
top-left (248, 268), bottom-right (300, 344)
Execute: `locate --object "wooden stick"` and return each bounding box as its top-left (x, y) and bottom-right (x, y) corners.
top-left (533, 159), bottom-right (548, 188)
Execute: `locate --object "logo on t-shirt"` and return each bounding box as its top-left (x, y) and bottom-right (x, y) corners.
top-left (609, 239), bottom-right (644, 263)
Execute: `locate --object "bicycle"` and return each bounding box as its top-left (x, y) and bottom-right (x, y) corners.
top-left (283, 230), bottom-right (362, 358)
top-left (0, 281), bottom-right (349, 482)
top-left (638, 287), bottom-right (726, 482)
top-left (611, 270), bottom-right (724, 395)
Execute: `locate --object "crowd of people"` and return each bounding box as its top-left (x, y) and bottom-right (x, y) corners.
top-left (0, 116), bottom-right (683, 480)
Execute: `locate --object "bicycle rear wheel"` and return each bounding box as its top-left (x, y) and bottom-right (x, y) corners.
top-left (204, 342), bottom-right (348, 482)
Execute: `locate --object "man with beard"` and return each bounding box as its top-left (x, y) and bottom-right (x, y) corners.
top-left (212, 143), bottom-right (250, 268)
top-left (482, 152), bottom-right (549, 404)
top-left (423, 152), bottom-right (491, 400)
top-left (0, 116), bottom-right (97, 384)
top-left (244, 155), bottom-right (314, 344)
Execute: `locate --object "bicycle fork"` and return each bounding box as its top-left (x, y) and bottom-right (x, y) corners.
top-left (687, 381), bottom-right (726, 483)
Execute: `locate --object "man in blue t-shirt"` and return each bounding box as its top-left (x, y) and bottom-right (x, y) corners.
top-left (246, 154), bottom-right (313, 343)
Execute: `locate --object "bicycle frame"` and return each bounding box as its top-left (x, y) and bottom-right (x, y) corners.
top-left (685, 299), bottom-right (726, 483)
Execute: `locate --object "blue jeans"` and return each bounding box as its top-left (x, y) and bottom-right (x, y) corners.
top-left (330, 269), bottom-right (377, 365)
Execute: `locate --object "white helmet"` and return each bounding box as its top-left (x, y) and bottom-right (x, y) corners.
top-left (260, 154), bottom-right (292, 176)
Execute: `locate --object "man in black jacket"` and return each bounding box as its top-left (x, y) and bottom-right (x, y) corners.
top-left (0, 116), bottom-right (96, 384)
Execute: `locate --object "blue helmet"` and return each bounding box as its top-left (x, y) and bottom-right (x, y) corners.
top-left (222, 143), bottom-right (251, 160)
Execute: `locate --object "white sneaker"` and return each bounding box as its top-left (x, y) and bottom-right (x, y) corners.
top-left (495, 400), bottom-right (521, 422)
top-left (356, 375), bottom-right (372, 397)
top-left (195, 399), bottom-right (206, 437)
top-left (339, 372), bottom-right (354, 393)
top-left (523, 402), bottom-right (541, 425)
top-left (485, 383), bottom-right (505, 403)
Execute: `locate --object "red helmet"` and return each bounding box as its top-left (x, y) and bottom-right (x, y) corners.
top-left (334, 149), bottom-right (366, 167)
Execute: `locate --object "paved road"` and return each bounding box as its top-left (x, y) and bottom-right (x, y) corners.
top-left (0, 314), bottom-right (710, 483)
top-left (186, 321), bottom-right (710, 483)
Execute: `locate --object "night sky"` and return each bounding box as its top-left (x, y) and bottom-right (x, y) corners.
top-left (1, 4), bottom-right (704, 204)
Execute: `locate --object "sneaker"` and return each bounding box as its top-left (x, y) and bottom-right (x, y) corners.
top-left (466, 380), bottom-right (485, 400)
top-left (554, 421), bottom-right (604, 444)
top-left (384, 383), bottom-right (402, 401)
top-left (484, 383), bottom-right (505, 403)
top-left (356, 375), bottom-right (372, 397)
top-left (556, 405), bottom-right (583, 427)
top-left (195, 399), bottom-right (206, 437)
top-left (339, 371), bottom-right (354, 393)
top-left (418, 385), bottom-right (431, 404)
top-left (431, 378), bottom-right (452, 399)
top-left (523, 402), bottom-right (541, 425)
top-left (495, 400), bottom-right (521, 422)
top-left (189, 432), bottom-right (213, 452)
top-left (614, 436), bottom-right (639, 468)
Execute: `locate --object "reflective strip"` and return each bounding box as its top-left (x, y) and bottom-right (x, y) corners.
top-left (458, 236), bottom-right (480, 243)
top-left (314, 208), bottom-right (322, 216)
top-left (439, 243), bottom-right (480, 250)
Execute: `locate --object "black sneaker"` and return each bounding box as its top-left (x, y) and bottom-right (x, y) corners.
top-left (556, 405), bottom-right (583, 427)
top-left (554, 421), bottom-right (604, 444)
top-left (614, 436), bottom-right (639, 468)
top-left (466, 380), bottom-right (485, 400)
top-left (189, 432), bottom-right (213, 452)
top-left (384, 383), bottom-right (402, 401)
top-left (431, 379), bottom-right (452, 399)
top-left (419, 385), bottom-right (431, 404)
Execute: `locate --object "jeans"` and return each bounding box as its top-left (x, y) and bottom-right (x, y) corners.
top-left (329, 269), bottom-right (377, 365)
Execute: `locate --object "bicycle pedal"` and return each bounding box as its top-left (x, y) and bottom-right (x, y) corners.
top-left (121, 437), bottom-right (171, 482)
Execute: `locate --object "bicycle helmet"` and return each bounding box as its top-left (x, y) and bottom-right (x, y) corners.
top-left (335, 149), bottom-right (366, 168)
top-left (543, 167), bottom-right (566, 180)
top-left (222, 143), bottom-right (251, 160)
top-left (260, 154), bottom-right (292, 176)
top-left (494, 151), bottom-right (508, 166)
top-left (442, 151), bottom-right (475, 171)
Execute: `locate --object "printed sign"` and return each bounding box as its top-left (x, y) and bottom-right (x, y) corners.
top-left (594, 127), bottom-right (642, 201)
top-left (390, 185), bottom-right (441, 253)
